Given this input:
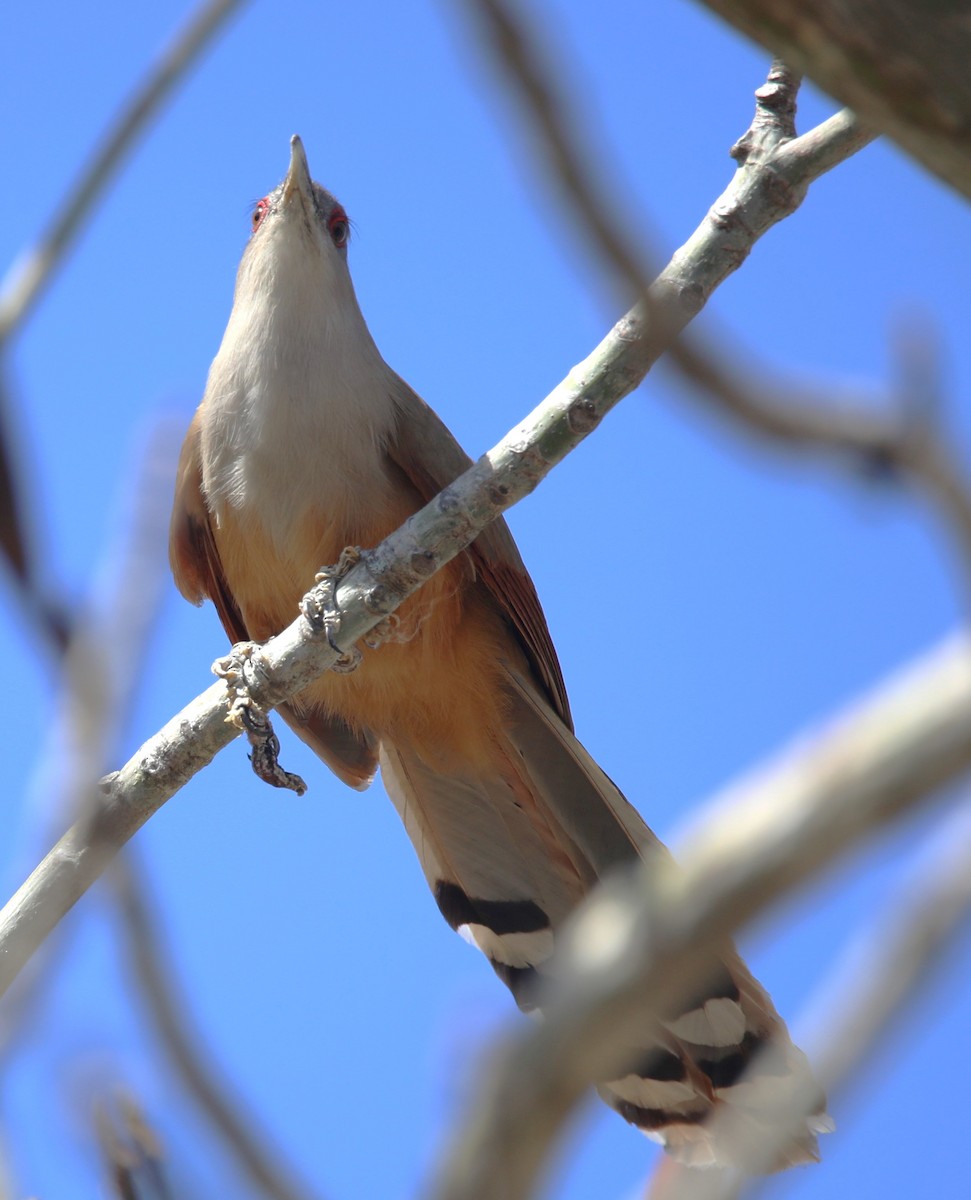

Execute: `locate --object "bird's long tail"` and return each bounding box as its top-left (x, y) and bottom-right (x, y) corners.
top-left (379, 664), bottom-right (828, 1170)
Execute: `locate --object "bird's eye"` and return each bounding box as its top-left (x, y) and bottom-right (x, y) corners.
top-left (328, 207), bottom-right (349, 248)
top-left (252, 198), bottom-right (270, 231)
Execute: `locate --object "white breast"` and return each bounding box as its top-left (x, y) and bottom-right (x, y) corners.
top-left (198, 228), bottom-right (399, 550)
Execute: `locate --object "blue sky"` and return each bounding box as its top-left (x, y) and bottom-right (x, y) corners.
top-left (2, 1), bottom-right (970, 1197)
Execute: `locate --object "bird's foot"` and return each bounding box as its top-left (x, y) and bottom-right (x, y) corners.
top-left (301, 547), bottom-right (364, 674)
top-left (213, 642), bottom-right (308, 795)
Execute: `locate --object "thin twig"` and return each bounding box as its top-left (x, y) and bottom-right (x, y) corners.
top-left (0, 366), bottom-right (70, 651)
top-left (0, 370), bottom-right (30, 584)
top-left (659, 332), bottom-right (971, 591)
top-left (810, 800), bottom-right (971, 1132)
top-left (464, 0), bottom-right (660, 303)
top-left (112, 853), bottom-right (326, 1200)
top-left (0, 426), bottom-right (178, 1064)
top-left (95, 1090), bottom-right (174, 1200)
top-left (0, 0), bottom-right (247, 342)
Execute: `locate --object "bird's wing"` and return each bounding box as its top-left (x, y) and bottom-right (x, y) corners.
top-left (386, 377), bottom-right (572, 727)
top-left (168, 410), bottom-right (379, 790)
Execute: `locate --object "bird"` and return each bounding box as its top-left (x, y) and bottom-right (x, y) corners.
top-left (169, 135), bottom-right (828, 1170)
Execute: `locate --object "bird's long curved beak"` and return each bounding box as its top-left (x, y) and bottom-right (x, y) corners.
top-left (283, 134), bottom-right (314, 206)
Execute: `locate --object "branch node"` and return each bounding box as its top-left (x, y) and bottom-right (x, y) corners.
top-left (409, 549), bottom-right (439, 579)
top-left (731, 58), bottom-right (801, 163)
top-left (99, 771), bottom-right (120, 795)
top-left (567, 396), bottom-right (600, 434)
top-left (363, 582), bottom-right (390, 613)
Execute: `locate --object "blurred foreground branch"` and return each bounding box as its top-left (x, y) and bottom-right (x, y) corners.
top-left (96, 1092), bottom-right (173, 1200)
top-left (0, 0), bottom-right (248, 344)
top-left (425, 635), bottom-right (971, 1200)
top-left (659, 796), bottom-right (971, 1200)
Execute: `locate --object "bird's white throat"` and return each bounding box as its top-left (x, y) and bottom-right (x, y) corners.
top-left (199, 227), bottom-right (399, 547)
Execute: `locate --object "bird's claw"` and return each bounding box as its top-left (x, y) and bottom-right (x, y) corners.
top-left (301, 547), bottom-right (364, 673)
top-left (212, 642), bottom-right (308, 794)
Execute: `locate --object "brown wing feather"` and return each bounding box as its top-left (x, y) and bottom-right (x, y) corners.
top-left (386, 377), bottom-right (572, 728)
top-left (169, 411), bottom-right (379, 790)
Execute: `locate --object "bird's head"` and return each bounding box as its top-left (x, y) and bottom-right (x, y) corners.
top-left (234, 135), bottom-right (357, 320)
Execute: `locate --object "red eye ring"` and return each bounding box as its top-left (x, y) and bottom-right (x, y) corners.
top-left (252, 198), bottom-right (270, 231)
top-left (328, 206), bottom-right (349, 247)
